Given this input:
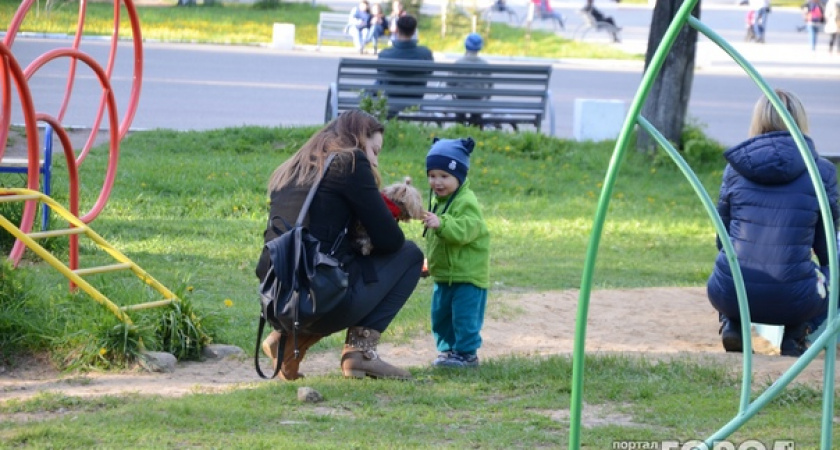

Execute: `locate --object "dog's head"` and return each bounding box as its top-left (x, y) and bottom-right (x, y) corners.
top-left (382, 177), bottom-right (425, 221)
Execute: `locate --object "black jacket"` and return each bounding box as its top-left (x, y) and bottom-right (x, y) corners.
top-left (256, 150), bottom-right (405, 283)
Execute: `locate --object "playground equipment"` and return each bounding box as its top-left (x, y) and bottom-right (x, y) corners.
top-left (569, 0), bottom-right (838, 448)
top-left (0, 0), bottom-right (179, 325)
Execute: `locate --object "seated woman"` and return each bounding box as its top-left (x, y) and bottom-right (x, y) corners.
top-left (366, 2), bottom-right (390, 54)
top-left (347, 0), bottom-right (373, 54)
top-left (707, 89), bottom-right (840, 358)
top-left (256, 110), bottom-right (424, 380)
top-left (582, 0), bottom-right (621, 42)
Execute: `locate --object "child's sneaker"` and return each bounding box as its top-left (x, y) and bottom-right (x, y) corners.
top-left (432, 351), bottom-right (452, 367)
top-left (435, 352), bottom-right (479, 368)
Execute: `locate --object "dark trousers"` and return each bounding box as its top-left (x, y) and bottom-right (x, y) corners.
top-left (308, 240), bottom-right (424, 335)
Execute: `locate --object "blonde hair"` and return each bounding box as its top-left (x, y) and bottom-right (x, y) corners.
top-left (748, 89), bottom-right (809, 138)
top-left (268, 110), bottom-right (385, 192)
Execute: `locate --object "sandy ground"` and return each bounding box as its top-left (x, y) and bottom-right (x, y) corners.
top-left (2, 287), bottom-right (837, 404)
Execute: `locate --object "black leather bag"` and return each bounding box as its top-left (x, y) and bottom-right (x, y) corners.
top-left (255, 153), bottom-right (349, 379)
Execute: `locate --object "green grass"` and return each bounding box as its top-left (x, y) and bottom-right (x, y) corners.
top-left (0, 0), bottom-right (639, 60)
top-left (0, 117), bottom-right (835, 447)
top-left (0, 355), bottom-right (830, 447)
top-left (0, 1), bottom-right (834, 444)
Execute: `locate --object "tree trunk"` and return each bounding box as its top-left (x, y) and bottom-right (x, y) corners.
top-left (636, 0), bottom-right (701, 154)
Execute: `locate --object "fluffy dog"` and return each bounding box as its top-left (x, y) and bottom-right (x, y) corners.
top-left (353, 177), bottom-right (425, 256)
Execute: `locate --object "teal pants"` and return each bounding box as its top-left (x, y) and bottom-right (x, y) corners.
top-left (431, 282), bottom-right (487, 355)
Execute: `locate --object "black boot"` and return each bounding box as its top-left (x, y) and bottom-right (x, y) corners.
top-left (780, 323), bottom-right (811, 357)
top-left (719, 317), bottom-right (743, 353)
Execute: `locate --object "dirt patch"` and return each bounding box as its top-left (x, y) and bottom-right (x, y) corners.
top-left (1, 287), bottom-right (835, 404)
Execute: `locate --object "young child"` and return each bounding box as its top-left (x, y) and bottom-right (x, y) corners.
top-left (423, 137), bottom-right (490, 368)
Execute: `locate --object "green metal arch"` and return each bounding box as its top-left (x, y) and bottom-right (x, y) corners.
top-left (569, 1), bottom-right (839, 448)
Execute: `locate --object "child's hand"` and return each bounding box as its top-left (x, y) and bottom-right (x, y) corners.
top-left (423, 211), bottom-right (440, 229)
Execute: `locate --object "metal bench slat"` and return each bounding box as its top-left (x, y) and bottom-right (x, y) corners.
top-left (326, 57), bottom-right (555, 135)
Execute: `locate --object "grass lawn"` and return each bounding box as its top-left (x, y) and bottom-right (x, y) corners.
top-left (0, 0), bottom-right (837, 446)
top-left (1, 121), bottom-right (835, 446)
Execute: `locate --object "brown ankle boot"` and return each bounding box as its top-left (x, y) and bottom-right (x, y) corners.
top-left (340, 326), bottom-right (412, 380)
top-left (261, 330), bottom-right (322, 380)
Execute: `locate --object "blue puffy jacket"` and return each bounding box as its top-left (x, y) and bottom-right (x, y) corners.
top-left (707, 131), bottom-right (839, 326)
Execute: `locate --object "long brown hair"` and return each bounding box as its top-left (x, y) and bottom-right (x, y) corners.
top-left (267, 110), bottom-right (385, 192)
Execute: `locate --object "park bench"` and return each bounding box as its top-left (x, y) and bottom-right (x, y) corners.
top-left (325, 58), bottom-right (555, 136)
top-left (316, 12), bottom-right (391, 54)
top-left (574, 9), bottom-right (621, 41)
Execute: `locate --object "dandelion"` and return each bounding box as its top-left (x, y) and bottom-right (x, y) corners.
top-left (224, 299), bottom-right (233, 307)
top-left (99, 347), bottom-right (107, 356)
top-left (187, 286), bottom-right (194, 292)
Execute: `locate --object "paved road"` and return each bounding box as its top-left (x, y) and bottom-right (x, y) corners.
top-left (4, 0), bottom-right (840, 154)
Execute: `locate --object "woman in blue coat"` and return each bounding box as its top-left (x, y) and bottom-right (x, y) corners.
top-left (707, 89), bottom-right (840, 357)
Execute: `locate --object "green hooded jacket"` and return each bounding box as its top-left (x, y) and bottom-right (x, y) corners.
top-left (424, 178), bottom-right (490, 288)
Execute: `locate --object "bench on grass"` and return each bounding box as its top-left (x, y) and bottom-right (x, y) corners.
top-left (325, 58), bottom-right (555, 136)
top-left (317, 12), bottom-right (391, 54)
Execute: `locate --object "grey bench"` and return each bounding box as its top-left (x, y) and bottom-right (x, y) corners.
top-left (325, 58), bottom-right (555, 136)
top-left (316, 12), bottom-right (391, 53)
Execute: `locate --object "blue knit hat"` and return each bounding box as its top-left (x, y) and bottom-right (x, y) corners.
top-left (426, 137), bottom-right (475, 184)
top-left (464, 33), bottom-right (483, 52)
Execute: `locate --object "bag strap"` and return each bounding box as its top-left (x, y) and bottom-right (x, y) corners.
top-left (255, 153), bottom-right (338, 380)
top-left (295, 152), bottom-right (339, 227)
top-left (255, 316), bottom-right (285, 379)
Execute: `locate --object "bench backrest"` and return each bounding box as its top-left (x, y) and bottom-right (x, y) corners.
top-left (319, 12), bottom-right (349, 29)
top-left (330, 58), bottom-right (553, 132)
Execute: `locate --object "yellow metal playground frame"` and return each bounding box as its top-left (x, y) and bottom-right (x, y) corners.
top-left (570, 0), bottom-right (839, 447)
top-left (0, 188), bottom-right (180, 327)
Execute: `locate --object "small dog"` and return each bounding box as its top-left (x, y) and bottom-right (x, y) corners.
top-left (353, 177), bottom-right (425, 256)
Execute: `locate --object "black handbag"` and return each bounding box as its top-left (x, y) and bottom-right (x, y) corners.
top-left (255, 153), bottom-right (349, 379)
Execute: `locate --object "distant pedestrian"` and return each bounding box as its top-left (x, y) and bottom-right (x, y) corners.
top-left (802, 0), bottom-right (826, 51)
top-left (749, 0), bottom-right (771, 43)
top-left (825, 0), bottom-right (840, 52)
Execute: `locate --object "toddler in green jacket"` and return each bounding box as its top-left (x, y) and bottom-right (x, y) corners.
top-left (422, 137), bottom-right (491, 368)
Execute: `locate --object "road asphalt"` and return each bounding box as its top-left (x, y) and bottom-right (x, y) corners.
top-left (3, 0), bottom-right (839, 154)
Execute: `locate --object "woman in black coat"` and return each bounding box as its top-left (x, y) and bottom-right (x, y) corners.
top-left (256, 110), bottom-right (423, 380)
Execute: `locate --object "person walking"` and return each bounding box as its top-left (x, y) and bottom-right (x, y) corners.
top-left (802, 0), bottom-right (826, 51)
top-left (749, 0), bottom-right (771, 43)
top-left (825, 0), bottom-right (840, 52)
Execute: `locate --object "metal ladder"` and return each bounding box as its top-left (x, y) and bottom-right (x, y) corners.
top-left (0, 188), bottom-right (179, 325)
